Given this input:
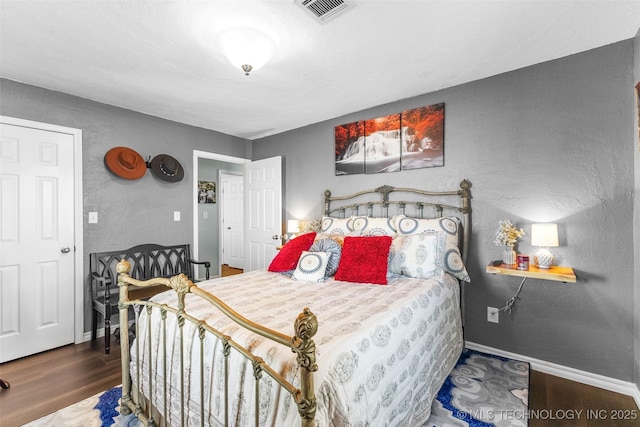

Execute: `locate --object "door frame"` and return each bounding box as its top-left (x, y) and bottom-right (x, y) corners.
top-left (192, 150), bottom-right (249, 273)
top-left (0, 115), bottom-right (84, 344)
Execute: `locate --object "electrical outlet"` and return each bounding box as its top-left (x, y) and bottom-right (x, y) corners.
top-left (487, 307), bottom-right (499, 323)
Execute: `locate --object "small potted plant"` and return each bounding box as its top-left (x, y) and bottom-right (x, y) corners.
top-left (300, 219), bottom-right (322, 233)
top-left (494, 219), bottom-right (525, 265)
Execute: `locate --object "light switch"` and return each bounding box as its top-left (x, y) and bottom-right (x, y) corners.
top-left (88, 212), bottom-right (98, 224)
top-left (174, 211), bottom-right (180, 221)
top-left (203, 211), bottom-right (208, 219)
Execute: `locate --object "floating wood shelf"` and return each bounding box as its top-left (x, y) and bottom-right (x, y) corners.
top-left (486, 263), bottom-right (576, 283)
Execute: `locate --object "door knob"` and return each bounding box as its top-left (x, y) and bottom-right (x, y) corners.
top-left (272, 235), bottom-right (281, 240)
top-left (227, 227), bottom-right (231, 230)
top-left (61, 247), bottom-right (71, 254)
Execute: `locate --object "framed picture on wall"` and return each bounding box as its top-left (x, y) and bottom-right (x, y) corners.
top-left (198, 181), bottom-right (216, 203)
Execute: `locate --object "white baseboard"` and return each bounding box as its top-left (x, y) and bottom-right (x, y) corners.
top-left (82, 320), bottom-right (135, 342)
top-left (465, 341), bottom-right (640, 410)
top-left (83, 329), bottom-right (109, 342)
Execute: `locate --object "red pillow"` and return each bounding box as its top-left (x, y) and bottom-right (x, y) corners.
top-left (268, 232), bottom-right (316, 272)
top-left (334, 236), bottom-right (392, 285)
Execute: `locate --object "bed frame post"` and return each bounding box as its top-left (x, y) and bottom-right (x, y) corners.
top-left (291, 308), bottom-right (319, 426)
top-left (323, 190), bottom-right (332, 216)
top-left (117, 260), bottom-right (133, 416)
top-left (458, 179), bottom-right (472, 264)
top-left (457, 179), bottom-right (472, 332)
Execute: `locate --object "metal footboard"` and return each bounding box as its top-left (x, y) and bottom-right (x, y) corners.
top-left (116, 260), bottom-right (318, 427)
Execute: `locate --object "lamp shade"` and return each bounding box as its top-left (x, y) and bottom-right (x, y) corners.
top-left (530, 223), bottom-right (558, 247)
top-left (216, 27), bottom-right (275, 74)
top-left (287, 219), bottom-right (300, 233)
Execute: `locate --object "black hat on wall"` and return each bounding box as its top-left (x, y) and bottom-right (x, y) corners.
top-left (148, 154), bottom-right (184, 182)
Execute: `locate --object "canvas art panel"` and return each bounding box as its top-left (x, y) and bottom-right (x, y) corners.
top-left (401, 103), bottom-right (445, 170)
top-left (335, 121), bottom-right (365, 175)
top-left (335, 103), bottom-right (445, 175)
top-left (364, 113), bottom-right (401, 174)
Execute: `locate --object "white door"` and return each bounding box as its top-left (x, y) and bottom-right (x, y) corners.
top-left (244, 156), bottom-right (282, 271)
top-left (221, 173), bottom-right (244, 269)
top-left (0, 123), bottom-right (76, 362)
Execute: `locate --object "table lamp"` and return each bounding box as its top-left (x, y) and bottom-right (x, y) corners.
top-left (531, 223), bottom-right (559, 269)
top-left (286, 219), bottom-right (300, 240)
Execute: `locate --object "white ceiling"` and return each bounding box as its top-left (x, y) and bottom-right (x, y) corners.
top-left (1, 1), bottom-right (639, 140)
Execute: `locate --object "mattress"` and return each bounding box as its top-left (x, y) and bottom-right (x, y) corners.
top-left (131, 269), bottom-right (463, 426)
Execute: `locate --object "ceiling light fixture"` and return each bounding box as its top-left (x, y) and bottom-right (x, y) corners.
top-left (216, 27), bottom-right (275, 76)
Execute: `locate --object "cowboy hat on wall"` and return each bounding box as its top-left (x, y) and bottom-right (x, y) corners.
top-left (104, 147), bottom-right (147, 180)
top-left (148, 154), bottom-right (184, 182)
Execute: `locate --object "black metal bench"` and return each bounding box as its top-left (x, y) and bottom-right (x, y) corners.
top-left (89, 243), bottom-right (210, 354)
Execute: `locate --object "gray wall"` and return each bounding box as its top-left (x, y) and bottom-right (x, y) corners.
top-left (0, 78), bottom-right (251, 332)
top-left (197, 158), bottom-right (244, 278)
top-left (253, 40), bottom-right (637, 382)
top-left (633, 29), bottom-right (640, 393)
top-left (1, 39), bottom-right (637, 386)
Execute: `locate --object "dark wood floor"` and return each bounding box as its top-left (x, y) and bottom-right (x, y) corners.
top-left (0, 340), bottom-right (122, 426)
top-left (529, 370), bottom-right (639, 426)
top-left (1, 340), bottom-right (638, 426)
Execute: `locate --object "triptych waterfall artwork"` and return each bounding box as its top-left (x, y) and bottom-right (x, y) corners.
top-left (334, 103), bottom-right (444, 175)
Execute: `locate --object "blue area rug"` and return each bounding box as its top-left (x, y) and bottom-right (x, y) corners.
top-left (426, 349), bottom-right (529, 426)
top-left (25, 349), bottom-right (529, 426)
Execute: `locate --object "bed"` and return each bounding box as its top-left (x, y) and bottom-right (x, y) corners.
top-left (117, 179), bottom-right (472, 426)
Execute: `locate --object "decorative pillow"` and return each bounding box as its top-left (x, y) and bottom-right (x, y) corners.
top-left (388, 232), bottom-right (446, 280)
top-left (267, 232), bottom-right (316, 272)
top-left (315, 232), bottom-right (347, 246)
top-left (444, 245), bottom-right (470, 282)
top-left (334, 236), bottom-right (393, 285)
top-left (320, 216), bottom-right (363, 235)
top-left (395, 215), bottom-right (470, 282)
top-left (309, 238), bottom-right (342, 277)
top-left (292, 251), bottom-right (330, 282)
top-left (395, 216), bottom-right (460, 245)
top-left (351, 217), bottom-right (397, 237)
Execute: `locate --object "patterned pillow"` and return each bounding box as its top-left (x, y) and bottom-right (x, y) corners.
top-left (395, 216), bottom-right (470, 282)
top-left (315, 232), bottom-right (347, 247)
top-left (292, 251), bottom-right (330, 283)
top-left (320, 216), bottom-right (363, 235)
top-left (395, 216), bottom-right (460, 245)
top-left (309, 238), bottom-right (342, 277)
top-left (267, 232), bottom-right (316, 272)
top-left (334, 236), bottom-right (393, 285)
top-left (388, 232), bottom-right (445, 280)
top-left (444, 246), bottom-right (470, 282)
top-left (351, 217), bottom-right (397, 236)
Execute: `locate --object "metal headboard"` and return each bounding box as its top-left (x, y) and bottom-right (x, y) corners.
top-left (323, 179), bottom-right (472, 263)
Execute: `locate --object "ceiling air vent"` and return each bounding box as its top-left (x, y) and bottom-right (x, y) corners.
top-left (295, 0), bottom-right (353, 24)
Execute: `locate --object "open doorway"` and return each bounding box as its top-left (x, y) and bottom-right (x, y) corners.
top-left (192, 150), bottom-right (248, 279)
top-left (220, 171), bottom-right (244, 272)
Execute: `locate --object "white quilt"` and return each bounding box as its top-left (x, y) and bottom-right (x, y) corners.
top-left (131, 269), bottom-right (463, 427)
